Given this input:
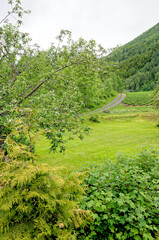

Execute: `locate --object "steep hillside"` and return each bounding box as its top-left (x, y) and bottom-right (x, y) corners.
top-left (107, 22), bottom-right (159, 91)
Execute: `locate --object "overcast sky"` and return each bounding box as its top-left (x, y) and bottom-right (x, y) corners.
top-left (1, 0), bottom-right (159, 50)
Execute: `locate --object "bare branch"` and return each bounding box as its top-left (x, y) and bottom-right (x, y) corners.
top-left (10, 63), bottom-right (21, 87)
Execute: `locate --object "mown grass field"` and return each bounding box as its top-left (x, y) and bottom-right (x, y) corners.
top-left (35, 102), bottom-right (159, 170)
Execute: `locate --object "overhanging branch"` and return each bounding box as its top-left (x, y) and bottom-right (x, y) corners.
top-left (17, 62), bottom-right (78, 106)
top-left (0, 11), bottom-right (14, 25)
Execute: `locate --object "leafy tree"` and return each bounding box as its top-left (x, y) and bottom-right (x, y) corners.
top-left (0, 1), bottom-right (107, 156)
top-left (0, 2), bottom-right (96, 238)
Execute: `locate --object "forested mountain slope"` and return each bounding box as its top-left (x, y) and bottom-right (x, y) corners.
top-left (107, 22), bottom-right (159, 91)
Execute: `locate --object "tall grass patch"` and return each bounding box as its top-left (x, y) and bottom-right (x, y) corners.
top-left (123, 91), bottom-right (153, 106)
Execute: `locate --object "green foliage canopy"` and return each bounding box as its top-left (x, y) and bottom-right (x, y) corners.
top-left (0, 1), bottom-right (108, 154)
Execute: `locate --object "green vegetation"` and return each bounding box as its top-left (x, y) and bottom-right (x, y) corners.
top-left (35, 106), bottom-right (159, 169)
top-left (107, 23), bottom-right (159, 91)
top-left (0, 160), bottom-right (90, 239)
top-left (79, 149), bottom-right (159, 239)
top-left (0, 15), bottom-right (120, 157)
top-left (123, 91), bottom-right (153, 106)
top-left (89, 115), bottom-right (100, 123)
top-left (1, 1), bottom-right (159, 239)
top-left (154, 86), bottom-right (159, 109)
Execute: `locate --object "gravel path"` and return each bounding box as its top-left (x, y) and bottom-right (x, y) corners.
top-left (104, 94), bottom-right (126, 110)
top-left (83, 94), bottom-right (126, 116)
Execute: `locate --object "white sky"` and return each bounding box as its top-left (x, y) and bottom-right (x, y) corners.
top-left (1, 0), bottom-right (159, 50)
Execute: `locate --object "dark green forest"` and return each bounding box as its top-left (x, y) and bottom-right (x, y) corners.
top-left (106, 22), bottom-right (159, 91)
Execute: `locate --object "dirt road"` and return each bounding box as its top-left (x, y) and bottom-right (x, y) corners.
top-left (83, 94), bottom-right (126, 116)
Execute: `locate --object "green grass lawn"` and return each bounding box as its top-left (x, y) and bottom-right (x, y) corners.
top-left (35, 104), bottom-right (159, 170)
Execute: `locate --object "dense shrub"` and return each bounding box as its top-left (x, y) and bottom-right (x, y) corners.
top-left (89, 115), bottom-right (100, 123)
top-left (0, 160), bottom-right (90, 239)
top-left (78, 149), bottom-right (159, 239)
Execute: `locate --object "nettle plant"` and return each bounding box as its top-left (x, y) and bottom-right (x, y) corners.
top-left (79, 149), bottom-right (159, 240)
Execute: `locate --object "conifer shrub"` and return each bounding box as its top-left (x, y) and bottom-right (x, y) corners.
top-left (79, 149), bottom-right (159, 239)
top-left (0, 160), bottom-right (90, 239)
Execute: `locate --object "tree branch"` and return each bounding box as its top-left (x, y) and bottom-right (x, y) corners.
top-left (0, 11), bottom-right (13, 25)
top-left (19, 85), bottom-right (32, 97)
top-left (17, 62), bottom-right (77, 105)
top-left (0, 110), bottom-right (9, 117)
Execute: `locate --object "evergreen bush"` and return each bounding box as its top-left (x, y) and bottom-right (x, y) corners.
top-left (0, 160), bottom-right (90, 239)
